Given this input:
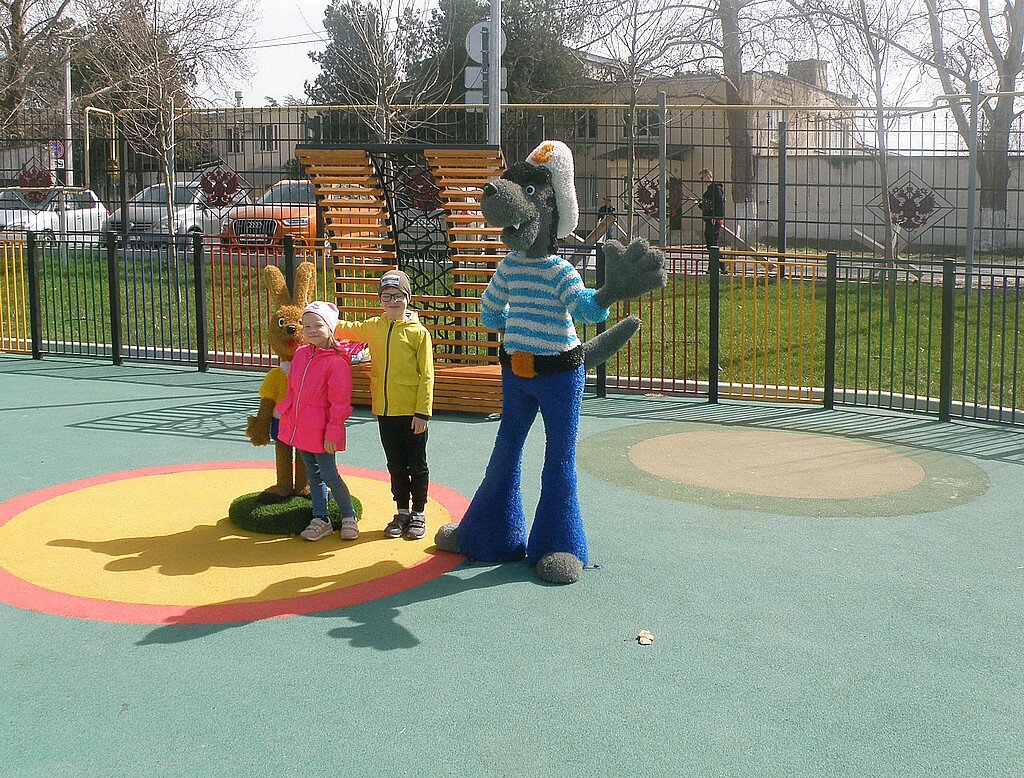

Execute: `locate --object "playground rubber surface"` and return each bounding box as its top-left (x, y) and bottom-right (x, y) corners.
top-left (1, 356), bottom-right (1021, 776)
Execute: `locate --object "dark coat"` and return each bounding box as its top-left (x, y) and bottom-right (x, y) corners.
top-left (699, 182), bottom-right (726, 220)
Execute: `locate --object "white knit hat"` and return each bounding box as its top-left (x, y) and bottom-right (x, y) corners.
top-left (526, 140), bottom-right (579, 239)
top-left (303, 301), bottom-right (339, 332)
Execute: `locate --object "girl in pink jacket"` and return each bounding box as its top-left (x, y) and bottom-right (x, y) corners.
top-left (276, 301), bottom-right (357, 541)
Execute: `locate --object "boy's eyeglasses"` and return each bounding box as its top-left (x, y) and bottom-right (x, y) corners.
top-left (380, 292), bottom-right (406, 303)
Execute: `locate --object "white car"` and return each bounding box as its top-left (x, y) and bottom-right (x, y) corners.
top-left (0, 189), bottom-right (109, 243)
top-left (104, 181), bottom-right (250, 241)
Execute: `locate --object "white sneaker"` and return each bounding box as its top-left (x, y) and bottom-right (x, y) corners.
top-left (300, 517), bottom-right (334, 541)
top-left (338, 515), bottom-right (359, 540)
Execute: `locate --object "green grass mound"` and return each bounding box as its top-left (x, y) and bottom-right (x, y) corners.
top-left (229, 492), bottom-right (363, 536)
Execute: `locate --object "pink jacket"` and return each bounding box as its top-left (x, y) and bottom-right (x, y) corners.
top-left (276, 343), bottom-right (353, 454)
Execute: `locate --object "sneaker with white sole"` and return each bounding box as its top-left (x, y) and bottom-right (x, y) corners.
top-left (339, 515), bottom-right (359, 540)
top-left (384, 512), bottom-right (409, 538)
top-left (300, 516), bottom-right (334, 541)
top-left (405, 512), bottom-right (426, 540)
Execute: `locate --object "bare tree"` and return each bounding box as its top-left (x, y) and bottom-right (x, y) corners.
top-left (77, 0), bottom-right (253, 225)
top-left (0, 0), bottom-right (74, 129)
top-left (585, 0), bottom-right (685, 239)
top-left (799, 0), bottom-right (925, 260)
top-left (586, 0), bottom-right (813, 246)
top-left (306, 0), bottom-right (449, 143)
top-left (922, 0), bottom-right (1024, 251)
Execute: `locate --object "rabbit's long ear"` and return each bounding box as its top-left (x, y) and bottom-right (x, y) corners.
top-left (293, 261), bottom-right (317, 308)
top-left (262, 265), bottom-right (291, 307)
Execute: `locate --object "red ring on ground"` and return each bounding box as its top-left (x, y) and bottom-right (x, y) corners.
top-left (0, 462), bottom-right (467, 625)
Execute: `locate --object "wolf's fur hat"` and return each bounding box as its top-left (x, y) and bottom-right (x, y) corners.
top-left (526, 140), bottom-right (578, 239)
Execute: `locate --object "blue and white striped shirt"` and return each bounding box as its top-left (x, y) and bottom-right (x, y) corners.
top-left (480, 251), bottom-right (609, 355)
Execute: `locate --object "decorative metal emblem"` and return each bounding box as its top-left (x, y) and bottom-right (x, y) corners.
top-left (868, 170), bottom-right (953, 243)
top-left (18, 160), bottom-right (54, 205)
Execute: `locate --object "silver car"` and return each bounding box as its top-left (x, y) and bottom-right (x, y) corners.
top-left (104, 181), bottom-right (249, 241)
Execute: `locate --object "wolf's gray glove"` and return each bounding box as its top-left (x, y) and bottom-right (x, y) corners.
top-left (593, 239), bottom-right (667, 309)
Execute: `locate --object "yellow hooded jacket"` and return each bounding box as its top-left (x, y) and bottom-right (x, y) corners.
top-left (334, 312), bottom-right (434, 418)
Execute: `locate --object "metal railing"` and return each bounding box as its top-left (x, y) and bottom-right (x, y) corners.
top-left (4, 232), bottom-right (1024, 426)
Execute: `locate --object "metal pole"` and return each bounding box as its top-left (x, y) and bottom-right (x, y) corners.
top-left (283, 235), bottom-right (296, 294)
top-left (119, 129), bottom-right (129, 246)
top-left (106, 230), bottom-right (123, 366)
top-left (595, 243), bottom-right (607, 398)
top-left (777, 120), bottom-right (787, 256)
top-left (965, 81), bottom-right (979, 285)
top-left (535, 114), bottom-right (545, 145)
top-left (939, 258), bottom-right (955, 421)
top-left (26, 233), bottom-right (42, 360)
top-left (658, 91), bottom-right (667, 248)
top-left (708, 246), bottom-right (721, 403)
top-left (824, 252), bottom-right (837, 409)
top-left (487, 0), bottom-right (501, 145)
top-left (192, 231), bottom-right (208, 372)
top-left (167, 97), bottom-right (176, 186)
top-left (64, 42), bottom-right (74, 187)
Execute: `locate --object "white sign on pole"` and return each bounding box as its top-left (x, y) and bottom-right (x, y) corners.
top-left (465, 88), bottom-right (508, 112)
top-left (464, 66), bottom-right (508, 90)
top-left (464, 21), bottom-right (506, 64)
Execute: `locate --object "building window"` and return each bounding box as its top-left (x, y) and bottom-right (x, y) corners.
top-left (574, 109), bottom-right (597, 139)
top-left (626, 108), bottom-right (661, 138)
top-left (258, 124), bottom-right (278, 152)
top-left (227, 127), bottom-right (244, 154)
top-left (575, 175), bottom-right (598, 210)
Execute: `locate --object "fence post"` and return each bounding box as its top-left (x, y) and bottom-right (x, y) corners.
top-left (192, 232), bottom-right (208, 372)
top-left (939, 258), bottom-right (955, 421)
top-left (118, 130), bottom-right (129, 246)
top-left (708, 246), bottom-right (721, 403)
top-left (658, 91), bottom-right (667, 249)
top-left (777, 120), bottom-right (788, 280)
top-left (535, 114), bottom-right (545, 145)
top-left (26, 232), bottom-right (42, 360)
top-left (595, 243), bottom-right (607, 398)
top-left (964, 81), bottom-right (979, 288)
top-left (105, 230), bottom-right (123, 366)
top-left (824, 252), bottom-right (837, 409)
top-left (283, 235), bottom-right (295, 292)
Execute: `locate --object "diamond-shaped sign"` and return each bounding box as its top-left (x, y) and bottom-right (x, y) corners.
top-left (867, 170), bottom-right (953, 244)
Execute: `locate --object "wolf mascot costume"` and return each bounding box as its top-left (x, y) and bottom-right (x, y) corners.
top-left (435, 141), bottom-right (666, 583)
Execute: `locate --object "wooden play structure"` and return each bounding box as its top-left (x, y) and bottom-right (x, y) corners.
top-left (294, 144), bottom-right (506, 414)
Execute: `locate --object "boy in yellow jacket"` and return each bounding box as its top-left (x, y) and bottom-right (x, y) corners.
top-left (334, 270), bottom-right (435, 539)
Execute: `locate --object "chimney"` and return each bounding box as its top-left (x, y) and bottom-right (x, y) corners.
top-left (787, 60), bottom-right (829, 91)
top-left (234, 90), bottom-right (243, 108)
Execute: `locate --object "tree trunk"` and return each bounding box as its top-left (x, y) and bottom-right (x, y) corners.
top-left (0, 0), bottom-right (27, 128)
top-left (719, 0), bottom-right (756, 246)
top-left (977, 97), bottom-right (1013, 252)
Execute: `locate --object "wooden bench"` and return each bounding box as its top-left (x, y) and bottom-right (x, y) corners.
top-left (294, 144), bottom-right (506, 414)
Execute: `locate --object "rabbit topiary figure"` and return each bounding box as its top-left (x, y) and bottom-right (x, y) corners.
top-left (246, 260), bottom-right (317, 503)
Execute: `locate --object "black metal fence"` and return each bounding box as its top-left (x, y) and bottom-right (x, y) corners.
top-left (4, 98), bottom-right (1023, 259)
top-left (6, 232), bottom-right (1024, 427)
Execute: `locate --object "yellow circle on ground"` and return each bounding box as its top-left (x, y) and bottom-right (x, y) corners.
top-left (628, 430), bottom-right (926, 498)
top-left (0, 469), bottom-right (452, 607)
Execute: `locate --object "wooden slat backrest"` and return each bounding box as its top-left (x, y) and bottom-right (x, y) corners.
top-left (295, 145), bottom-right (506, 365)
top-left (294, 147), bottom-right (396, 307)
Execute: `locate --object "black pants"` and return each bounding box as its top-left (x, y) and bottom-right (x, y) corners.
top-left (377, 415), bottom-right (429, 512)
top-left (704, 219), bottom-right (721, 250)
